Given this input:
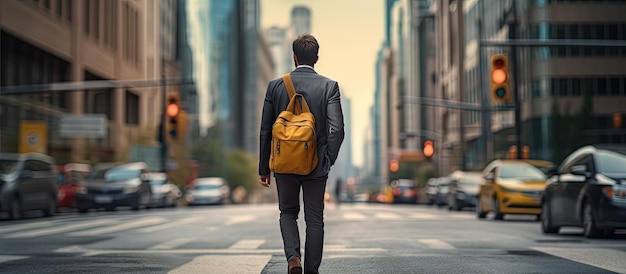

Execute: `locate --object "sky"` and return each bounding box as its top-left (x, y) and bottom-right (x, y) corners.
top-left (260, 0), bottom-right (385, 168)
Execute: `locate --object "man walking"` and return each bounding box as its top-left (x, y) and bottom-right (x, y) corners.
top-left (259, 34), bottom-right (344, 274)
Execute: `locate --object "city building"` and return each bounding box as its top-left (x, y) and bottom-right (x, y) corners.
top-left (0, 0), bottom-right (178, 164)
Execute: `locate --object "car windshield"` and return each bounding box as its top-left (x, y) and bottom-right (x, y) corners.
top-left (596, 150), bottom-right (626, 174)
top-left (151, 179), bottom-right (166, 186)
top-left (195, 184), bottom-right (220, 190)
top-left (88, 167), bottom-right (139, 182)
top-left (0, 160), bottom-right (18, 175)
top-left (499, 163), bottom-right (546, 180)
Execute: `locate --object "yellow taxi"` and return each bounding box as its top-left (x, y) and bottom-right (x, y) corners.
top-left (476, 159), bottom-right (553, 220)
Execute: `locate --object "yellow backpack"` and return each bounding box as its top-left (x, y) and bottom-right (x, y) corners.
top-left (269, 74), bottom-right (319, 175)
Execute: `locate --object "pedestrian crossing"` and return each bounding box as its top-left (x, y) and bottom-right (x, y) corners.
top-left (0, 210), bottom-right (475, 240)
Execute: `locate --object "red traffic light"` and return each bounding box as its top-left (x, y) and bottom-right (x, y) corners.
top-left (167, 103), bottom-right (179, 117)
top-left (389, 159), bottom-right (399, 172)
top-left (423, 140), bottom-right (434, 158)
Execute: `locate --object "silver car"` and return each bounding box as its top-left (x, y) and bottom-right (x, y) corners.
top-left (149, 172), bottom-right (181, 208)
top-left (186, 177), bottom-right (230, 205)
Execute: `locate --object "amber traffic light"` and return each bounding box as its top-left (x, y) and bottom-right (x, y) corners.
top-left (423, 140), bottom-right (434, 159)
top-left (490, 54), bottom-right (511, 103)
top-left (389, 159), bottom-right (399, 173)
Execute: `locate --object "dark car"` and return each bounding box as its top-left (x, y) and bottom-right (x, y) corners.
top-left (149, 172), bottom-right (181, 208)
top-left (74, 162), bottom-right (152, 212)
top-left (390, 179), bottom-right (418, 204)
top-left (435, 177), bottom-right (451, 207)
top-left (447, 171), bottom-right (483, 211)
top-left (0, 153), bottom-right (58, 220)
top-left (542, 145), bottom-right (626, 238)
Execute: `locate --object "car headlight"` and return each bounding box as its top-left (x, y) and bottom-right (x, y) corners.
top-left (124, 186), bottom-right (140, 194)
top-left (500, 186), bottom-right (519, 193)
top-left (75, 185), bottom-right (87, 194)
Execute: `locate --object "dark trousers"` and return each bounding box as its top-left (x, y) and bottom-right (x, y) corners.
top-left (276, 176), bottom-right (327, 274)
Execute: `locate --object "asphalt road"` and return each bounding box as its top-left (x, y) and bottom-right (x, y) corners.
top-left (1, 202), bottom-right (625, 273)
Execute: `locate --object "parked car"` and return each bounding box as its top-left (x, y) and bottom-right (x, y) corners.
top-left (186, 177), bottom-right (230, 205)
top-left (476, 159), bottom-right (552, 220)
top-left (435, 177), bottom-right (451, 207)
top-left (542, 145), bottom-right (626, 238)
top-left (389, 179), bottom-right (418, 204)
top-left (56, 163), bottom-right (91, 209)
top-left (0, 153), bottom-right (58, 220)
top-left (149, 172), bottom-right (181, 208)
top-left (425, 178), bottom-right (439, 205)
top-left (447, 170), bottom-right (483, 211)
top-left (74, 162), bottom-right (152, 212)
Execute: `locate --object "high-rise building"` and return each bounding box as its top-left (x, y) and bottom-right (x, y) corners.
top-left (291, 6), bottom-right (311, 36)
top-left (265, 6), bottom-right (312, 78)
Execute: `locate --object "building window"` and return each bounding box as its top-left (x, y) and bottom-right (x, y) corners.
top-left (126, 90), bottom-right (139, 125)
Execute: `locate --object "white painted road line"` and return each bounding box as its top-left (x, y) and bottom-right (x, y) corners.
top-left (418, 239), bottom-right (455, 250)
top-left (374, 212), bottom-right (401, 220)
top-left (0, 220), bottom-right (56, 234)
top-left (168, 255), bottom-right (271, 274)
top-left (533, 247), bottom-right (626, 274)
top-left (0, 255), bottom-right (29, 264)
top-left (408, 213), bottom-right (437, 220)
top-left (343, 212), bottom-right (366, 220)
top-left (4, 219), bottom-right (118, 239)
top-left (149, 238), bottom-right (194, 250)
top-left (138, 216), bottom-right (201, 233)
top-left (70, 217), bottom-right (166, 236)
top-left (228, 240), bottom-right (265, 250)
top-left (224, 215), bottom-right (256, 226)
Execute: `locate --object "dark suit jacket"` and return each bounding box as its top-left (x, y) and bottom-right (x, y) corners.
top-left (259, 67), bottom-right (345, 179)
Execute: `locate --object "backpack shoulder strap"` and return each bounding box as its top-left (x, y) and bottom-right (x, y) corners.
top-left (282, 74), bottom-right (296, 99)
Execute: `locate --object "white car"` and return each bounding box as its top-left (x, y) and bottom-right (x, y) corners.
top-left (186, 177), bottom-right (230, 205)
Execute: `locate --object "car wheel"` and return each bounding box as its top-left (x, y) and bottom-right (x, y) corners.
top-left (541, 202), bottom-right (559, 234)
top-left (583, 201), bottom-right (602, 238)
top-left (9, 197), bottom-right (22, 220)
top-left (476, 199), bottom-right (487, 219)
top-left (43, 195), bottom-right (57, 217)
top-left (493, 196), bottom-right (504, 221)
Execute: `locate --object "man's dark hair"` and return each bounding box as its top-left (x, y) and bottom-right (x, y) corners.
top-left (292, 34), bottom-right (319, 66)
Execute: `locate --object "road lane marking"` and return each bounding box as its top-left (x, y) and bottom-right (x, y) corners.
top-left (0, 255), bottom-right (29, 264)
top-left (69, 217), bottom-right (166, 236)
top-left (343, 212), bottom-right (366, 220)
top-left (408, 213), bottom-right (437, 220)
top-left (224, 215), bottom-right (255, 226)
top-left (53, 245), bottom-right (385, 256)
top-left (168, 255), bottom-right (271, 274)
top-left (4, 219), bottom-right (118, 239)
top-left (533, 247), bottom-right (626, 274)
top-left (228, 240), bottom-right (265, 250)
top-left (418, 239), bottom-right (455, 250)
top-left (149, 237), bottom-right (194, 250)
top-left (374, 212), bottom-right (401, 220)
top-left (138, 216), bottom-right (201, 233)
top-left (0, 221), bottom-right (56, 234)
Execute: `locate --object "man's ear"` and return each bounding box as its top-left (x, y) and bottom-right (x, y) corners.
top-left (293, 54), bottom-right (299, 66)
top-left (314, 56), bottom-right (319, 65)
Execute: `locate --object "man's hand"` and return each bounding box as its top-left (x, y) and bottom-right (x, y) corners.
top-left (259, 174), bottom-right (271, 188)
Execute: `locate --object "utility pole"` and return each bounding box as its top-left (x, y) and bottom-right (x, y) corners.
top-left (507, 2), bottom-right (522, 159)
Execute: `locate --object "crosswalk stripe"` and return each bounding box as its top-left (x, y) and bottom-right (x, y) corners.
top-left (228, 240), bottom-right (265, 250)
top-left (0, 220), bottom-right (56, 234)
top-left (138, 216), bottom-right (201, 233)
top-left (149, 237), bottom-right (194, 250)
top-left (4, 219), bottom-right (117, 239)
top-left (418, 239), bottom-right (455, 250)
top-left (408, 213), bottom-right (437, 220)
top-left (168, 255), bottom-right (271, 274)
top-left (343, 212), bottom-right (366, 220)
top-left (224, 215), bottom-right (256, 226)
top-left (533, 247), bottom-right (626, 274)
top-left (70, 217), bottom-right (166, 236)
top-left (374, 212), bottom-right (401, 220)
top-left (0, 255), bottom-right (29, 264)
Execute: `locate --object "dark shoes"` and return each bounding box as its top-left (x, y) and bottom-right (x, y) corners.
top-left (288, 257), bottom-right (302, 274)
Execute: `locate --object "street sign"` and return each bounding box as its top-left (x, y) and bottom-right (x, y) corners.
top-left (59, 114), bottom-right (107, 138)
top-left (19, 121), bottom-right (48, 153)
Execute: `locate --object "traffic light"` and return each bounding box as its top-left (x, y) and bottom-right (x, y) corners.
top-left (166, 92), bottom-right (187, 140)
top-left (423, 140), bottom-right (434, 159)
top-left (490, 54), bottom-right (511, 103)
top-left (389, 159), bottom-right (399, 173)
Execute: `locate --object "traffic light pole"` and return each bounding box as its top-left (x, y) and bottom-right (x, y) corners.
top-left (508, 5), bottom-right (522, 159)
top-left (160, 63), bottom-right (168, 173)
